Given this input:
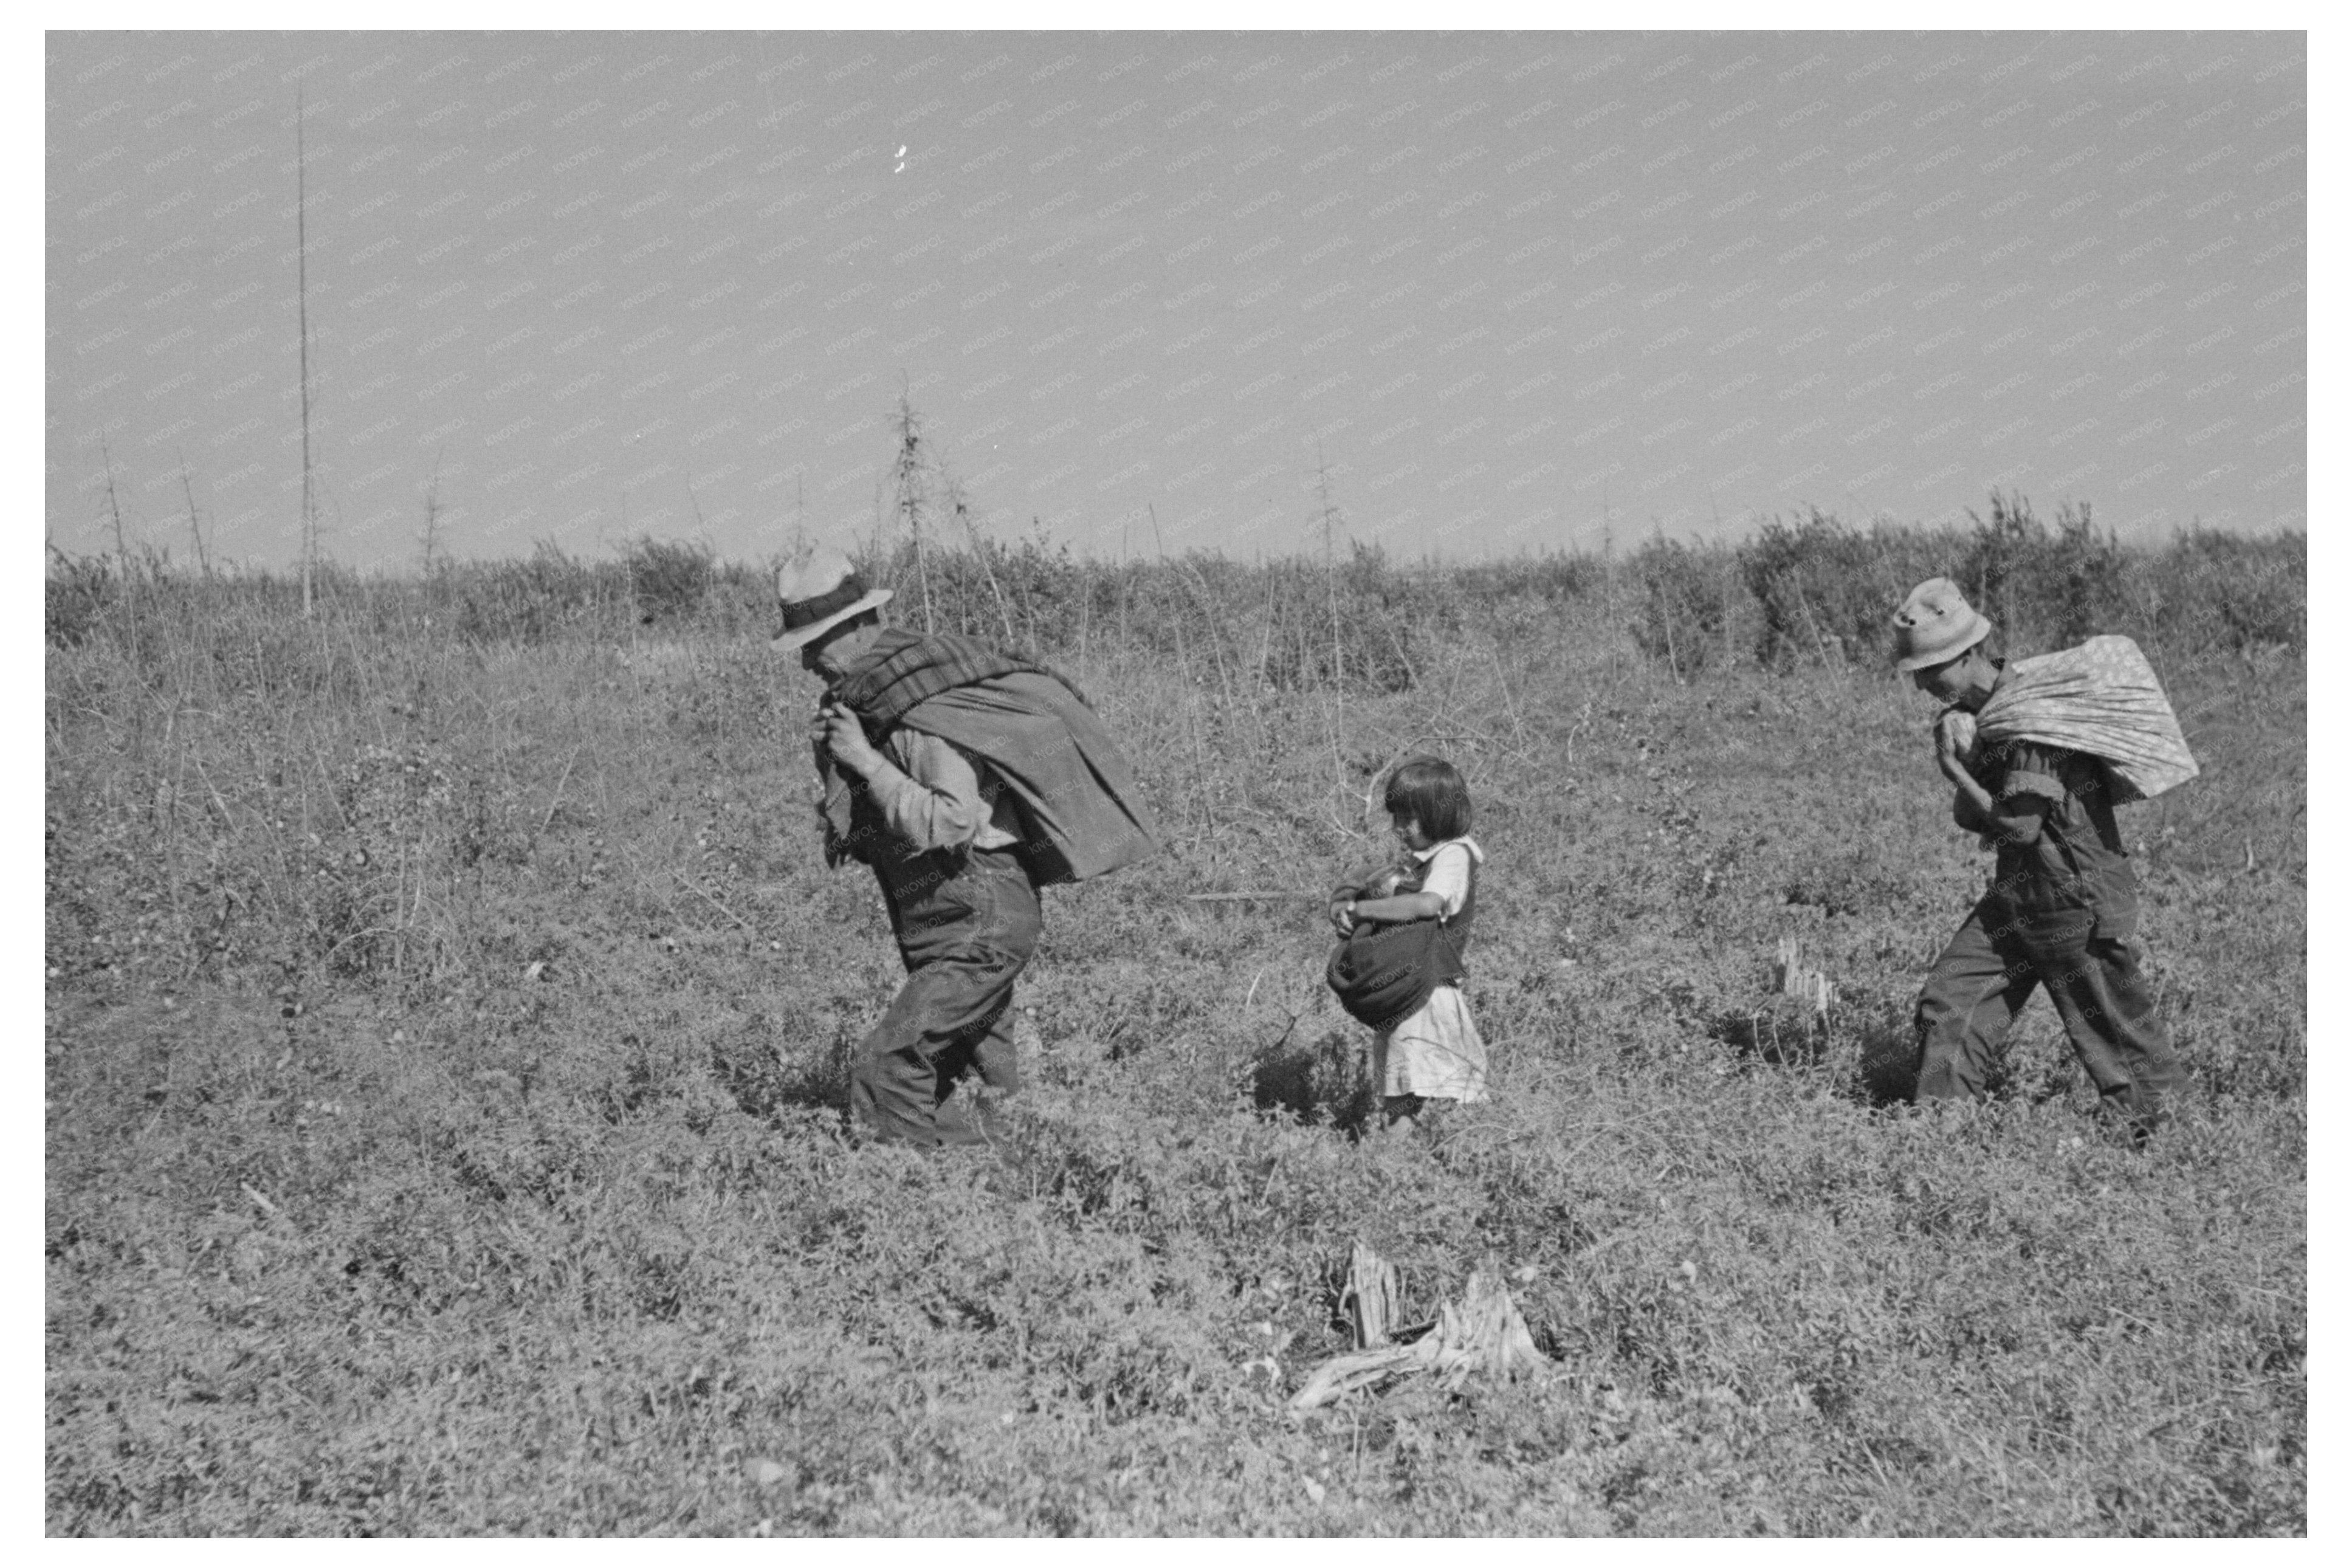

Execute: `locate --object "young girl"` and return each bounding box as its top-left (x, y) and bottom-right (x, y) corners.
top-left (1327, 756), bottom-right (1488, 1128)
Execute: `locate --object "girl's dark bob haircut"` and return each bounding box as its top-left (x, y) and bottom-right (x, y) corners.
top-left (1383, 755), bottom-right (1472, 841)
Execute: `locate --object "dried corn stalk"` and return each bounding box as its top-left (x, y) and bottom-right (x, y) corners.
top-left (1290, 1247), bottom-right (1544, 1411)
top-left (1339, 1239), bottom-right (1403, 1349)
top-left (1772, 932), bottom-right (1837, 1020)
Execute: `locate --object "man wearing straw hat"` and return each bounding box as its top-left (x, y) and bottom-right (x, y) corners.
top-left (1891, 577), bottom-right (2184, 1141)
top-left (775, 548), bottom-right (1158, 1148)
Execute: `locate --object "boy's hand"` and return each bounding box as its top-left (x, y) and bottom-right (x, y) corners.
top-left (1933, 716), bottom-right (1970, 786)
top-left (1329, 898), bottom-right (1357, 937)
top-left (1933, 709), bottom-right (1976, 774)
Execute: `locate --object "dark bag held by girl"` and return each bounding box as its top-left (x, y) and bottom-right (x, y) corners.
top-left (1325, 856), bottom-right (1473, 1034)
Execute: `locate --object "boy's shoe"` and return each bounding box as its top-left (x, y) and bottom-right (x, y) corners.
top-left (2094, 1092), bottom-right (2172, 1150)
top-left (938, 1076), bottom-right (1033, 1149)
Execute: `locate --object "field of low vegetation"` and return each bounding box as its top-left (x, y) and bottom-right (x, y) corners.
top-left (46, 500), bottom-right (2305, 1535)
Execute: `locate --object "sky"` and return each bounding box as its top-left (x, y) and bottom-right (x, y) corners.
top-left (45, 27), bottom-right (2307, 569)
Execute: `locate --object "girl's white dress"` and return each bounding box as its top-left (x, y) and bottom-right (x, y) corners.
top-left (1370, 836), bottom-right (1488, 1103)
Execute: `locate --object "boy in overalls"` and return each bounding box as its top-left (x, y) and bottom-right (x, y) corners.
top-left (1893, 578), bottom-right (2182, 1139)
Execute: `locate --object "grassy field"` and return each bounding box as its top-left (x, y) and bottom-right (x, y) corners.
top-left (45, 545), bottom-right (2304, 1535)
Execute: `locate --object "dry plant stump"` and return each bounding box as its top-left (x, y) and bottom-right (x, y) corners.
top-left (1290, 1243), bottom-right (1544, 1411)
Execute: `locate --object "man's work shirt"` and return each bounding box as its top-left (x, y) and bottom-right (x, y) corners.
top-left (866, 729), bottom-right (1021, 853)
top-left (1964, 729), bottom-right (2141, 938)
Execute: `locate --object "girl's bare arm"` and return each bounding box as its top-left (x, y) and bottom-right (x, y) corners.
top-left (1347, 890), bottom-right (1446, 924)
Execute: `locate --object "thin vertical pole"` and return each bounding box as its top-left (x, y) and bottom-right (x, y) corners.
top-left (297, 86), bottom-right (315, 617)
top-left (99, 433), bottom-right (127, 560)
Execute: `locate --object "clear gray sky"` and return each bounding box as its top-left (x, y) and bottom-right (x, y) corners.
top-left (46, 28), bottom-right (2306, 569)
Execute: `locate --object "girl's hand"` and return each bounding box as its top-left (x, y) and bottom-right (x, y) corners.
top-left (1329, 899), bottom-right (1358, 937)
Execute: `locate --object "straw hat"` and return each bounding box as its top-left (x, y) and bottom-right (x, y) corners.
top-left (771, 548), bottom-right (893, 649)
top-left (1890, 577), bottom-right (1993, 671)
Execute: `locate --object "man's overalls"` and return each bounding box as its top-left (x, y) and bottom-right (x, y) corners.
top-left (844, 778), bottom-right (1040, 1148)
top-left (1913, 733), bottom-right (2182, 1131)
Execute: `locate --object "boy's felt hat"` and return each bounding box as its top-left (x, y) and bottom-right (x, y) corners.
top-left (773, 548), bottom-right (893, 649)
top-left (1890, 577), bottom-right (1993, 672)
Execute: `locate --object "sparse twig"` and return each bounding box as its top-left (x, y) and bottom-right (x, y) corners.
top-left (1184, 891), bottom-right (1326, 903)
top-left (954, 480), bottom-right (1019, 650)
top-left (531, 743), bottom-right (582, 850)
top-left (677, 871), bottom-right (757, 935)
top-left (420, 445), bottom-right (448, 572)
top-left (890, 386), bottom-right (934, 633)
top-left (177, 450), bottom-right (210, 577)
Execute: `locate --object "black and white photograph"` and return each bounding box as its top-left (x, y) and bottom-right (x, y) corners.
top-left (44, 16), bottom-right (2306, 1537)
